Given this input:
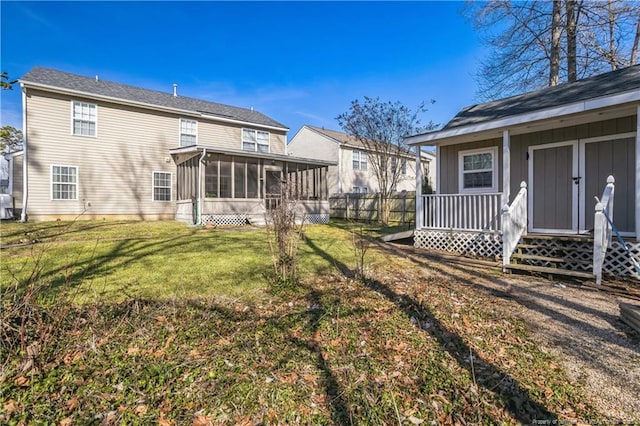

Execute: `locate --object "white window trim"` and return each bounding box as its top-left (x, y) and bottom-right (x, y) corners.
top-left (179, 118), bottom-right (198, 146)
top-left (152, 171), bottom-right (172, 202)
top-left (352, 149), bottom-right (367, 170)
top-left (241, 128), bottom-right (270, 153)
top-left (458, 146), bottom-right (498, 194)
top-left (50, 164), bottom-right (79, 201)
top-left (70, 100), bottom-right (97, 137)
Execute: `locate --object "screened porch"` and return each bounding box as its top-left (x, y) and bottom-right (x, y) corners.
top-left (171, 147), bottom-right (333, 226)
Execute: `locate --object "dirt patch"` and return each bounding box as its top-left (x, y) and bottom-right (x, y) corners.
top-left (386, 243), bottom-right (640, 423)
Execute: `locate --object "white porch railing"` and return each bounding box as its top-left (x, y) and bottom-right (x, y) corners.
top-left (421, 193), bottom-right (503, 231)
top-left (593, 176), bottom-right (615, 284)
top-left (501, 182), bottom-right (528, 268)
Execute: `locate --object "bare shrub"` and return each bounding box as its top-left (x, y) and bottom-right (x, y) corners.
top-left (265, 183), bottom-right (306, 288)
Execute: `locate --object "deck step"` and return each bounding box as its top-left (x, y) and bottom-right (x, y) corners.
top-left (516, 244), bottom-right (594, 254)
top-left (512, 253), bottom-right (566, 263)
top-left (505, 263), bottom-right (593, 279)
top-left (521, 234), bottom-right (593, 243)
top-left (511, 253), bottom-right (593, 265)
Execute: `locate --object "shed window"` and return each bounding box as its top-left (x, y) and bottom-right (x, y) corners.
top-left (52, 165), bottom-right (78, 200)
top-left (458, 148), bottom-right (498, 193)
top-left (72, 101), bottom-right (96, 136)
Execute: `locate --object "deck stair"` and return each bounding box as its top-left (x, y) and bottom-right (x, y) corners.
top-left (505, 234), bottom-right (594, 279)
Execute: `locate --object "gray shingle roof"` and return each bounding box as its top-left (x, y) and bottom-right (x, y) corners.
top-left (444, 64), bottom-right (640, 130)
top-left (20, 67), bottom-right (288, 130)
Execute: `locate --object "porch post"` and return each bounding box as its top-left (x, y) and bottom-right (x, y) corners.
top-left (502, 129), bottom-right (511, 207)
top-left (415, 145), bottom-right (423, 228)
top-left (636, 105), bottom-right (640, 241)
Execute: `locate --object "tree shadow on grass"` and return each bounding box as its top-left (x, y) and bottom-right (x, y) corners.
top-left (304, 235), bottom-right (558, 424)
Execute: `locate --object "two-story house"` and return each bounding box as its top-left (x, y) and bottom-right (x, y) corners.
top-left (288, 125), bottom-right (435, 195)
top-left (8, 67), bottom-right (333, 225)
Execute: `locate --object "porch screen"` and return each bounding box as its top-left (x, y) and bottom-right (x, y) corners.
top-left (204, 155), bottom-right (260, 199)
top-left (219, 158), bottom-right (232, 198)
top-left (247, 160), bottom-right (259, 198)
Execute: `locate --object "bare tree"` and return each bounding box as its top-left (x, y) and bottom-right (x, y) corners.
top-left (336, 97), bottom-right (436, 226)
top-left (467, 0), bottom-right (640, 99)
top-left (550, 0), bottom-right (563, 86)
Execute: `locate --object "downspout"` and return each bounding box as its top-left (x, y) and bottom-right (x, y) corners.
top-left (20, 83), bottom-right (28, 222)
top-left (415, 145), bottom-right (423, 229)
top-left (197, 148), bottom-right (207, 225)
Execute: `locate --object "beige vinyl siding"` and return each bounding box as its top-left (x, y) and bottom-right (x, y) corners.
top-left (288, 127), bottom-right (340, 193)
top-left (199, 122), bottom-right (286, 154)
top-left (24, 89), bottom-right (285, 220)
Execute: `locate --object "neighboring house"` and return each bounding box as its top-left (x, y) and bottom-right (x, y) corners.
top-left (9, 67), bottom-right (333, 224)
top-left (288, 125), bottom-right (435, 194)
top-left (406, 65), bottom-right (640, 282)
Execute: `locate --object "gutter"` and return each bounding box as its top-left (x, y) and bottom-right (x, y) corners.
top-left (197, 148), bottom-right (207, 225)
top-left (20, 84), bottom-right (28, 222)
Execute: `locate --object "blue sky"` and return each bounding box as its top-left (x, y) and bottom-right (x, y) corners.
top-left (1, 1), bottom-right (484, 137)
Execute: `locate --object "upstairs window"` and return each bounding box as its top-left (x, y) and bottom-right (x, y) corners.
top-left (391, 157), bottom-right (407, 175)
top-left (153, 172), bottom-right (172, 201)
top-left (180, 119), bottom-right (197, 146)
top-left (52, 165), bottom-right (78, 200)
top-left (72, 101), bottom-right (96, 136)
top-left (458, 147), bottom-right (498, 193)
top-left (352, 150), bottom-right (367, 170)
top-left (242, 129), bottom-right (269, 153)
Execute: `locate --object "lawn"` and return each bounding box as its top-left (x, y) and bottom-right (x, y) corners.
top-left (1, 220), bottom-right (605, 424)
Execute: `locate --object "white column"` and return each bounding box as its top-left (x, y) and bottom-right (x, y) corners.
top-left (502, 129), bottom-right (511, 207)
top-left (435, 145), bottom-right (441, 195)
top-left (636, 106), bottom-right (640, 241)
top-left (415, 145), bottom-right (423, 228)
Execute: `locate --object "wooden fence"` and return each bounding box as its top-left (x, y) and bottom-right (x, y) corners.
top-left (329, 191), bottom-right (415, 225)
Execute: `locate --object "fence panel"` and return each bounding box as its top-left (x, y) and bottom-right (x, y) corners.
top-left (329, 191), bottom-right (416, 225)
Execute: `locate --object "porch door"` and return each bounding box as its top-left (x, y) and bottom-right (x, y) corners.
top-left (529, 142), bottom-right (579, 233)
top-left (264, 168), bottom-right (282, 210)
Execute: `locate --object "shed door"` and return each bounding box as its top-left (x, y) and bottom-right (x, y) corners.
top-left (530, 142), bottom-right (578, 233)
top-left (582, 137), bottom-right (636, 234)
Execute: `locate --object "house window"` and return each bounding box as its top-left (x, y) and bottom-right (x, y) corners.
top-left (391, 157), bottom-right (408, 175)
top-left (458, 147), bottom-right (498, 193)
top-left (72, 101), bottom-right (96, 136)
top-left (352, 187), bottom-right (360, 193)
top-left (51, 165), bottom-right (78, 200)
top-left (242, 129), bottom-right (269, 153)
top-left (180, 119), bottom-right (197, 146)
top-left (352, 150), bottom-right (367, 170)
top-left (153, 172), bottom-right (172, 201)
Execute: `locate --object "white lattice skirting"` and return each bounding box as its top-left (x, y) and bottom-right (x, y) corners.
top-left (307, 214), bottom-right (330, 224)
top-left (201, 214), bottom-right (248, 227)
top-left (604, 241), bottom-right (640, 280)
top-left (414, 229), bottom-right (502, 259)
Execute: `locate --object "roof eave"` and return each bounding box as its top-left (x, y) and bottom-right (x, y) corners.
top-left (20, 79), bottom-right (289, 132)
top-left (169, 145), bottom-right (337, 167)
top-left (406, 88), bottom-right (640, 146)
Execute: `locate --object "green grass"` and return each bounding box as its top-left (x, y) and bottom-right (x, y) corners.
top-left (1, 220), bottom-right (383, 302)
top-left (0, 220), bottom-right (609, 424)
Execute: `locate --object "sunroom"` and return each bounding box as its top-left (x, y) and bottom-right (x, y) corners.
top-left (170, 146), bottom-right (334, 226)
